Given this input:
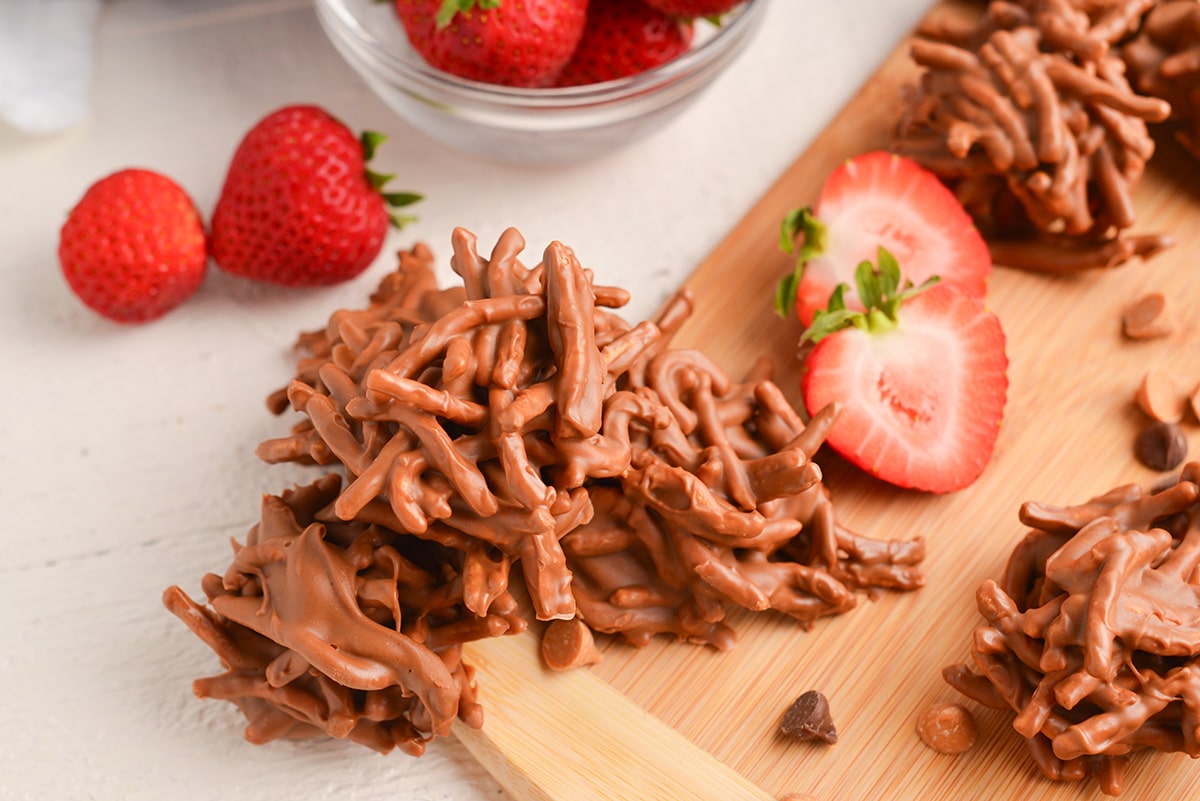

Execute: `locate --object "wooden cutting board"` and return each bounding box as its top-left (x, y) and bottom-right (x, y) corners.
top-left (455, 3), bottom-right (1200, 799)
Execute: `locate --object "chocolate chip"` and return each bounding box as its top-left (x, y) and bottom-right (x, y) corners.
top-left (1135, 367), bottom-right (1185, 423)
top-left (1122, 292), bottom-right (1176, 340)
top-left (541, 618), bottom-right (602, 671)
top-left (780, 690), bottom-right (837, 744)
top-left (1134, 421), bottom-right (1188, 472)
top-left (916, 702), bottom-right (977, 754)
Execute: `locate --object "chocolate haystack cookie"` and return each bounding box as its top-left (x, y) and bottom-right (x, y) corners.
top-left (945, 463), bottom-right (1200, 795)
top-left (167, 227), bottom-right (925, 753)
top-left (163, 475), bottom-right (501, 756)
top-left (895, 0), bottom-right (1173, 272)
top-left (1123, 0), bottom-right (1200, 159)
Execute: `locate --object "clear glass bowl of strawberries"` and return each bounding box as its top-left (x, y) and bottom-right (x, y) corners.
top-left (316, 0), bottom-right (766, 165)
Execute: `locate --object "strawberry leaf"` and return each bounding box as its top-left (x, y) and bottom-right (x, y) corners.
top-left (779, 207), bottom-right (827, 263)
top-left (826, 282), bottom-right (848, 313)
top-left (800, 286), bottom-right (857, 344)
top-left (436, 0), bottom-right (501, 28)
top-left (366, 169), bottom-right (395, 192)
top-left (774, 207), bottom-right (830, 319)
top-left (360, 131), bottom-right (387, 161)
top-left (855, 259), bottom-right (882, 313)
top-left (383, 191), bottom-right (423, 208)
top-left (359, 132), bottom-right (424, 227)
top-left (877, 246), bottom-right (902, 292)
top-left (774, 268), bottom-right (801, 319)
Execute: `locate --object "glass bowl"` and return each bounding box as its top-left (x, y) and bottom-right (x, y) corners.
top-left (315, 0), bottom-right (768, 166)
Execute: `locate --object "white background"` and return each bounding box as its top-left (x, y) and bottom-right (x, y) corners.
top-left (0, 1), bottom-right (932, 798)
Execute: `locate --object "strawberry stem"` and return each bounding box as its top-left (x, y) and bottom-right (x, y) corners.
top-left (436, 0), bottom-right (501, 28)
top-left (799, 247), bottom-right (939, 345)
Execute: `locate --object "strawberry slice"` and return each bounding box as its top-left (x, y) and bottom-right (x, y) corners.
top-left (799, 250), bottom-right (1008, 493)
top-left (775, 151), bottom-right (991, 326)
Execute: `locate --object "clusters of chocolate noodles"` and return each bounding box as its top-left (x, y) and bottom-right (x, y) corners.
top-left (258, 227), bottom-right (925, 631)
top-left (1123, 0), bottom-right (1200, 158)
top-left (163, 474), bottom-right (509, 755)
top-left (561, 365), bottom-right (926, 648)
top-left (167, 227), bottom-right (925, 753)
top-left (895, 0), bottom-right (1174, 272)
top-left (944, 464), bottom-right (1200, 795)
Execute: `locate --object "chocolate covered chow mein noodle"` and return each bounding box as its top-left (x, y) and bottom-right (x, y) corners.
top-left (166, 227), bottom-right (924, 752)
top-left (945, 464), bottom-right (1200, 795)
top-left (1123, 0), bottom-right (1200, 159)
top-left (163, 475), bottom-right (501, 755)
top-left (895, 0), bottom-right (1173, 272)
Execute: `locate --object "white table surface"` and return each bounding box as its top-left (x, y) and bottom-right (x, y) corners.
top-left (0, 1), bottom-right (932, 798)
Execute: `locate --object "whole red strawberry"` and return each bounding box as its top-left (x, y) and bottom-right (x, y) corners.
top-left (642, 0), bottom-right (744, 16)
top-left (394, 0), bottom-right (588, 88)
top-left (210, 105), bottom-right (420, 287)
top-left (554, 0), bottom-right (694, 86)
top-left (58, 168), bottom-right (207, 324)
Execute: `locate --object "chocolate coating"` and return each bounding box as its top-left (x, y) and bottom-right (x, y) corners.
top-left (163, 476), bottom-right (502, 755)
top-left (896, 0), bottom-right (1172, 272)
top-left (945, 465), bottom-right (1200, 794)
top-left (258, 227), bottom-right (925, 646)
top-left (1123, 0), bottom-right (1200, 159)
top-left (169, 227), bottom-right (926, 754)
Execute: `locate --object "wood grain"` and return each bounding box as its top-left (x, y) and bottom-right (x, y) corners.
top-left (459, 3), bottom-right (1200, 799)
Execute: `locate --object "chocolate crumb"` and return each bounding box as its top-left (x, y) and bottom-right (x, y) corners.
top-left (781, 690), bottom-right (837, 744)
top-left (916, 702), bottom-right (977, 755)
top-left (1134, 421), bottom-right (1189, 472)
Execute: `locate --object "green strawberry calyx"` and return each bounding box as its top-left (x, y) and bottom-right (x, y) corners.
top-left (773, 207), bottom-right (828, 319)
top-left (361, 130), bottom-right (423, 229)
top-left (436, 0), bottom-right (501, 28)
top-left (799, 247), bottom-right (939, 345)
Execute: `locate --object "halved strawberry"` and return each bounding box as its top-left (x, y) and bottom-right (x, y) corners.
top-left (775, 151), bottom-right (991, 326)
top-left (799, 251), bottom-right (1007, 493)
